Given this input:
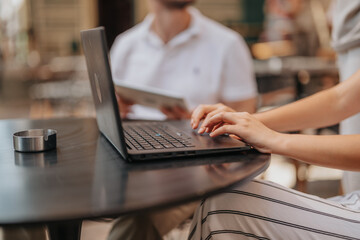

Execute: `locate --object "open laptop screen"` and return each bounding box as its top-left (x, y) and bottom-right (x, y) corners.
top-left (81, 27), bottom-right (129, 160)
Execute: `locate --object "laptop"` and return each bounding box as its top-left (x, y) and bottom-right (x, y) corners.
top-left (80, 27), bottom-right (251, 161)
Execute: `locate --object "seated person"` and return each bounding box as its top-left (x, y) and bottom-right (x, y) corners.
top-left (110, 0), bottom-right (257, 120)
top-left (188, 69), bottom-right (360, 239)
top-left (108, 1), bottom-right (257, 239)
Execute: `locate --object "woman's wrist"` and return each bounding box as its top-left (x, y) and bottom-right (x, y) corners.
top-left (267, 132), bottom-right (289, 155)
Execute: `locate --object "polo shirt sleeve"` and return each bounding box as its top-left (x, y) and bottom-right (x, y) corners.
top-left (219, 35), bottom-right (258, 102)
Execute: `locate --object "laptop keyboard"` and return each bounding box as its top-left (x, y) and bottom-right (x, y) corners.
top-left (124, 123), bottom-right (195, 150)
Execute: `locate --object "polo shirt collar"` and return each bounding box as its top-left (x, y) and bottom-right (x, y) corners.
top-left (141, 7), bottom-right (202, 48)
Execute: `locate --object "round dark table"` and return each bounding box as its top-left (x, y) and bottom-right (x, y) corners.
top-left (0, 118), bottom-right (270, 239)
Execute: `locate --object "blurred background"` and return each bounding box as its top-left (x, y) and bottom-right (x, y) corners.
top-left (0, 0), bottom-right (341, 206)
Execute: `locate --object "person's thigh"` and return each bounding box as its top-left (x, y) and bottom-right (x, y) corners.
top-left (108, 201), bottom-right (198, 240)
top-left (108, 214), bottom-right (161, 240)
top-left (1, 226), bottom-right (48, 240)
top-left (188, 180), bottom-right (360, 240)
top-left (151, 201), bottom-right (199, 236)
top-left (337, 47), bottom-right (360, 193)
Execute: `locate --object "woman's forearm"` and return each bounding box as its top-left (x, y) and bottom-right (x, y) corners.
top-left (271, 133), bottom-right (360, 171)
top-left (255, 70), bottom-right (360, 132)
top-left (255, 87), bottom-right (341, 132)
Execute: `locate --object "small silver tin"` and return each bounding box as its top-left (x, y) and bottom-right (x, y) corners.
top-left (13, 129), bottom-right (57, 152)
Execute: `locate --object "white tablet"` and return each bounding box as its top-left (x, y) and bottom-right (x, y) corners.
top-left (114, 82), bottom-right (188, 111)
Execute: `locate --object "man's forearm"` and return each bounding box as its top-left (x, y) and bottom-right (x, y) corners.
top-left (224, 97), bottom-right (257, 114)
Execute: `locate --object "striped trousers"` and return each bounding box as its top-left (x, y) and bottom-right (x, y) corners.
top-left (188, 180), bottom-right (360, 240)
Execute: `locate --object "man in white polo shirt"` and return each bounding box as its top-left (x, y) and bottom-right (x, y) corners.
top-left (108, 0), bottom-right (257, 239)
top-left (110, 0), bottom-right (257, 120)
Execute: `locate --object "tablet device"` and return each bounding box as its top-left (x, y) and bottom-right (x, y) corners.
top-left (114, 82), bottom-right (189, 111)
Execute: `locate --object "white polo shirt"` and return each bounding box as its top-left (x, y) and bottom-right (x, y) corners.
top-left (110, 7), bottom-right (257, 120)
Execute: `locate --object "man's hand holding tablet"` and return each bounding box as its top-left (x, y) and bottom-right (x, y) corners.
top-left (115, 82), bottom-right (189, 119)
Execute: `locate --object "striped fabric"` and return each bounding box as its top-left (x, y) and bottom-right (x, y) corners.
top-left (188, 180), bottom-right (360, 240)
